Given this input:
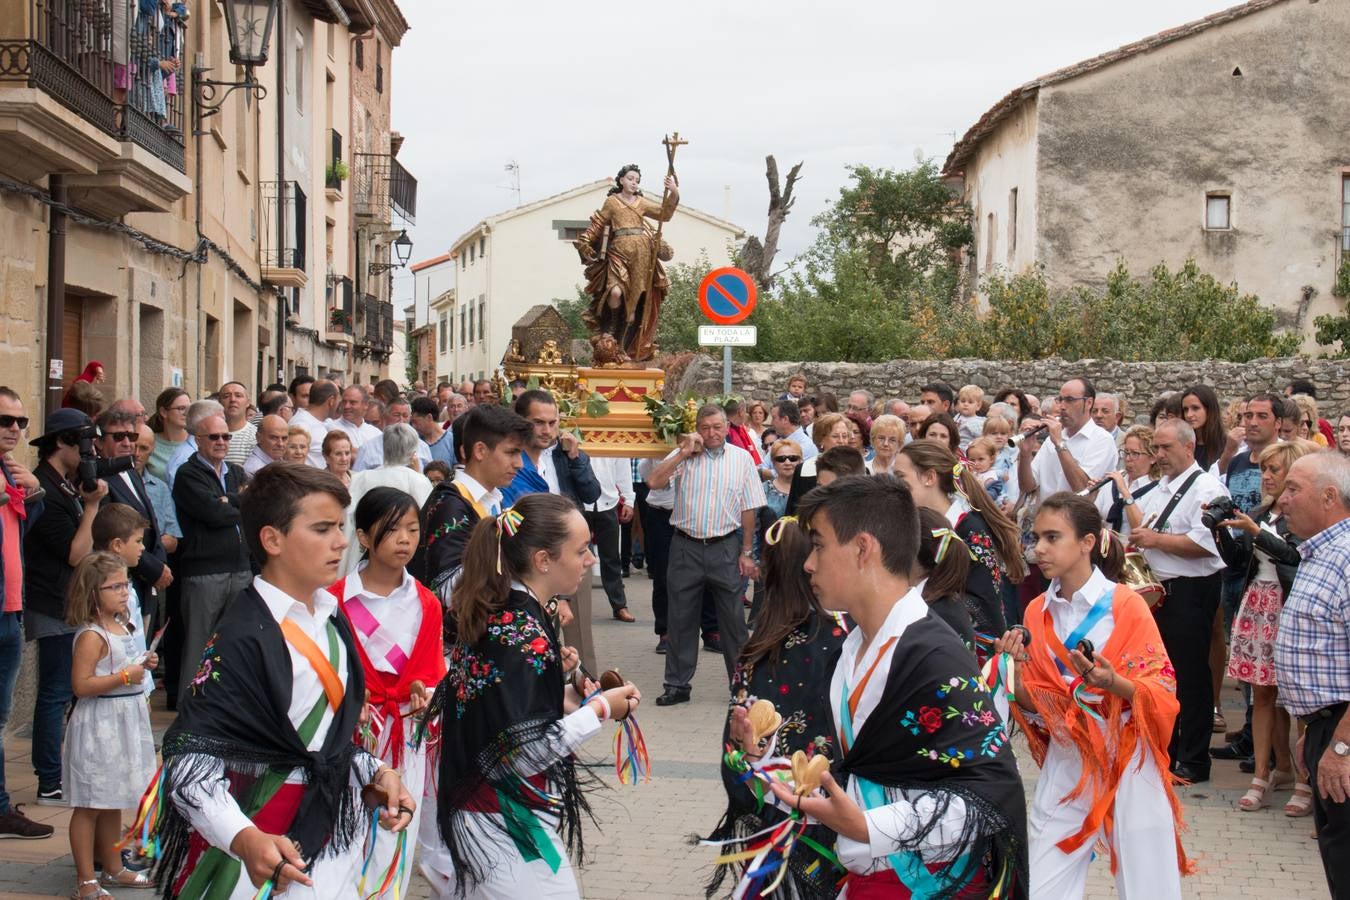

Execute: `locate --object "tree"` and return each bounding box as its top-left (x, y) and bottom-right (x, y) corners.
top-left (740, 155), bottom-right (803, 290)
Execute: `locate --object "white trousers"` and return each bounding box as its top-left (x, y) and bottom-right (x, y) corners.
top-left (1028, 737), bottom-right (1181, 900)
top-left (422, 810), bottom-right (579, 900)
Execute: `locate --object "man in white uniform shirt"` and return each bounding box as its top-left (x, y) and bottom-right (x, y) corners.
top-left (326, 385), bottom-right (382, 451)
top-left (353, 399), bottom-right (432, 472)
top-left (289, 380), bottom-right (340, 468)
top-left (1129, 419), bottom-right (1228, 783)
top-left (1016, 377), bottom-right (1119, 498)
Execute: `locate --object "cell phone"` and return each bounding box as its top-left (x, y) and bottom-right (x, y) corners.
top-left (1075, 638), bottom-right (1094, 659)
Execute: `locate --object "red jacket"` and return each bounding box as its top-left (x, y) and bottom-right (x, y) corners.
top-left (727, 423), bottom-right (762, 464)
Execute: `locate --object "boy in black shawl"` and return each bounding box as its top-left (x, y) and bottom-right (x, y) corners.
top-left (756, 475), bottom-right (1027, 899)
top-left (142, 463), bottom-right (414, 899)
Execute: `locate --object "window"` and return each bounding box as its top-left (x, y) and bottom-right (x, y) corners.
top-left (467, 304), bottom-right (474, 346)
top-left (1007, 188), bottom-right (1018, 260)
top-left (438, 313), bottom-right (447, 351)
top-left (1341, 175), bottom-right (1350, 252)
top-left (448, 312), bottom-right (454, 348)
top-left (984, 213), bottom-right (996, 271)
top-left (479, 236), bottom-right (485, 257)
top-left (459, 307), bottom-right (465, 347)
top-left (460, 253), bottom-right (465, 271)
top-left (469, 245), bottom-right (474, 264)
top-left (355, 39), bottom-right (363, 70)
top-left (294, 31), bottom-right (304, 115)
top-left (478, 297), bottom-right (485, 343)
top-left (1205, 193), bottom-right (1231, 230)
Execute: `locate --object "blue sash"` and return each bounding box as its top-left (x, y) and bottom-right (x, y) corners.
top-left (501, 453), bottom-right (549, 506)
top-left (1052, 586), bottom-right (1114, 676)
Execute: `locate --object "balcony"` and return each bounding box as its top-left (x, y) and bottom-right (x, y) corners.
top-left (261, 180), bottom-right (307, 289)
top-left (354, 295), bottom-right (394, 357)
top-left (354, 152), bottom-right (416, 224)
top-left (326, 275), bottom-right (354, 341)
top-left (0, 1), bottom-right (189, 211)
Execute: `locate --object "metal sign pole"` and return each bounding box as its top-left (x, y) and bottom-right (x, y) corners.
top-left (723, 345), bottom-right (732, 395)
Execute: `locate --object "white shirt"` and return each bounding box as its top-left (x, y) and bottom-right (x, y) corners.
top-left (1029, 418), bottom-right (1119, 497)
top-left (176, 577), bottom-right (378, 899)
top-left (353, 435), bottom-right (433, 473)
top-left (532, 445), bottom-right (562, 495)
top-left (455, 470), bottom-right (503, 517)
top-left (326, 416), bottom-right (383, 451)
top-left (242, 444), bottom-right (278, 477)
top-left (586, 456), bottom-right (635, 513)
top-left (826, 588), bottom-right (972, 872)
top-left (637, 458), bottom-right (674, 510)
top-left (343, 563), bottom-right (421, 674)
top-left (1043, 568), bottom-right (1116, 687)
top-left (1133, 461), bottom-right (1228, 580)
top-left (289, 408), bottom-right (333, 469)
top-left (1092, 475), bottom-right (1154, 542)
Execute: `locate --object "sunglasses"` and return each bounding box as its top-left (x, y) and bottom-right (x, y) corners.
top-left (0, 415), bottom-right (28, 429)
top-left (202, 433), bottom-right (232, 442)
top-left (106, 431), bottom-right (137, 443)
top-left (773, 455), bottom-right (801, 463)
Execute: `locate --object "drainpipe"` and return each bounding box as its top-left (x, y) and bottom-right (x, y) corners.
top-left (45, 176), bottom-right (67, 417)
top-left (275, 0), bottom-right (287, 381)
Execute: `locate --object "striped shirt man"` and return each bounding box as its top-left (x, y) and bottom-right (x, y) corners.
top-left (1275, 516), bottom-right (1350, 716)
top-left (665, 442), bottom-right (766, 539)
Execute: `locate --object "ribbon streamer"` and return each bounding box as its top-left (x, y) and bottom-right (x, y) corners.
top-left (980, 650), bottom-right (1017, 702)
top-left (763, 515), bottom-right (798, 546)
top-left (1068, 674), bottom-right (1106, 724)
top-left (357, 806), bottom-right (410, 900)
top-left (613, 714), bottom-right (651, 784)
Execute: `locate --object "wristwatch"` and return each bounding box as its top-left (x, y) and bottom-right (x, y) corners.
top-left (1333, 740), bottom-right (1350, 757)
top-left (741, 549), bottom-right (755, 558)
top-left (1122, 496), bottom-right (1135, 506)
top-left (1054, 443), bottom-right (1069, 454)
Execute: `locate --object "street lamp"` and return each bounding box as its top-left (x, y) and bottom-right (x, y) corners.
top-left (194, 0), bottom-right (278, 127)
top-left (369, 230), bottom-right (414, 275)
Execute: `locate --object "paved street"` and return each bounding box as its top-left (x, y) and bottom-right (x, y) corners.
top-left (0, 573), bottom-right (1329, 898)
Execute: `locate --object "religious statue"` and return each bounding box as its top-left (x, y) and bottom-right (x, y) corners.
top-left (574, 134), bottom-right (687, 364)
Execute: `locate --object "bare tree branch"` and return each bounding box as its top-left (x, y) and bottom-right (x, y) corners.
top-left (750, 155), bottom-right (804, 290)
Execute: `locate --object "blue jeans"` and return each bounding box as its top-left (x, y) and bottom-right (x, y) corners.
top-left (0, 613), bottom-right (22, 813)
top-left (32, 632), bottom-right (73, 790)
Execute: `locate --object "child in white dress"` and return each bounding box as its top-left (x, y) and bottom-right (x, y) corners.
top-left (64, 551), bottom-right (158, 899)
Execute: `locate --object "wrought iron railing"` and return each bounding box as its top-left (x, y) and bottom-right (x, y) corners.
top-left (0, 1), bottom-right (186, 170)
top-left (261, 180), bottom-right (307, 271)
top-left (354, 152), bottom-right (417, 223)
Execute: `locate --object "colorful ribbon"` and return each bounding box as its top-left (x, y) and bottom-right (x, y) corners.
top-left (613, 714), bottom-right (651, 784)
top-left (117, 763), bottom-right (164, 858)
top-left (764, 515), bottom-right (798, 546)
top-left (981, 650), bottom-right (1017, 702)
top-left (356, 806), bottom-right (409, 900)
top-left (1068, 674), bottom-right (1106, 724)
top-left (494, 507), bottom-right (523, 574)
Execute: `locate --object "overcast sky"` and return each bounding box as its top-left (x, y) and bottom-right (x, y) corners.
top-left (389, 0), bottom-right (1240, 307)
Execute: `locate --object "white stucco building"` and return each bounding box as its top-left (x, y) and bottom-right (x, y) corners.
top-left (415, 179), bottom-right (746, 383)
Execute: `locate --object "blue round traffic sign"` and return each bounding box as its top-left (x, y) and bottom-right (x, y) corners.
top-left (698, 267), bottom-right (757, 325)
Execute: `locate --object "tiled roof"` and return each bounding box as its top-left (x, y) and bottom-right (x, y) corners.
top-left (410, 252), bottom-right (452, 273)
top-left (942, 0), bottom-right (1290, 175)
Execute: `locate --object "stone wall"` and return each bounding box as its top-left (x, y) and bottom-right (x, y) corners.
top-left (677, 356), bottom-right (1350, 419)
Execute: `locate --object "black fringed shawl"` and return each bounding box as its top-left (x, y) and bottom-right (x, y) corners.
top-left (836, 614), bottom-right (1028, 900)
top-left (705, 612), bottom-right (848, 899)
top-left (150, 587), bottom-right (370, 898)
top-left (431, 588), bottom-right (595, 894)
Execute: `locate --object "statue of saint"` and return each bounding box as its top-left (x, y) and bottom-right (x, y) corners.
top-left (574, 164), bottom-right (679, 363)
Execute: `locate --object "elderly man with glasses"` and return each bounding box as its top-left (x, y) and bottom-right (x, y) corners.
top-left (171, 413), bottom-right (251, 698)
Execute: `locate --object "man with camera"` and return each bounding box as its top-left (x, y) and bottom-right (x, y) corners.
top-left (1128, 419), bottom-right (1229, 782)
top-left (22, 409), bottom-right (109, 805)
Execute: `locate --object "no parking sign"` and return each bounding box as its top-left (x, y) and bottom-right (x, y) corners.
top-left (698, 267), bottom-right (757, 325)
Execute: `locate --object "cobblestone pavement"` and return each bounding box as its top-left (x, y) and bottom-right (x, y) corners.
top-left (0, 575), bottom-right (1328, 898)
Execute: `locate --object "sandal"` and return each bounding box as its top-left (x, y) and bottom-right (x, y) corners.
top-left (99, 868), bottom-right (154, 889)
top-left (1238, 776), bottom-right (1270, 811)
top-left (72, 878), bottom-right (112, 900)
top-left (1285, 783), bottom-right (1314, 817)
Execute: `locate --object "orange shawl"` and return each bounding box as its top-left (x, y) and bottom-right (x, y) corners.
top-left (1012, 583), bottom-right (1193, 876)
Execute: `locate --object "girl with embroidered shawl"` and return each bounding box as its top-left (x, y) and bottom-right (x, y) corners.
top-left (898, 440), bottom-right (1027, 649)
top-left (140, 463), bottom-right (415, 900)
top-left (328, 487), bottom-right (445, 897)
top-left (710, 516), bottom-right (849, 899)
top-left (992, 492), bottom-right (1190, 899)
top-left (426, 492), bottom-right (641, 898)
top-left (755, 475), bottom-right (1027, 899)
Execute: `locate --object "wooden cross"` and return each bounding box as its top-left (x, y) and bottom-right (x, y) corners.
top-left (663, 132), bottom-right (687, 185)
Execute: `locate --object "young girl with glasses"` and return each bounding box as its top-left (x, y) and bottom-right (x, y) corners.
top-left (63, 551), bottom-right (158, 898)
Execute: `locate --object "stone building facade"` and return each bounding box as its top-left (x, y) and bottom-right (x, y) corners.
top-left (943, 0), bottom-right (1350, 343)
top-left (680, 355), bottom-right (1350, 422)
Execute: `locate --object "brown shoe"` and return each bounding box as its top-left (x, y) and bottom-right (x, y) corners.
top-left (612, 607), bottom-right (636, 623)
top-left (0, 804), bottom-right (54, 839)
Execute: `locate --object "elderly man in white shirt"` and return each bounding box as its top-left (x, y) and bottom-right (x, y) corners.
top-left (244, 414), bottom-right (289, 477)
top-left (354, 399), bottom-right (432, 472)
top-left (340, 424), bottom-right (433, 575)
top-left (326, 384), bottom-right (382, 451)
top-left (1126, 418), bottom-right (1228, 783)
top-left (586, 456), bottom-right (637, 622)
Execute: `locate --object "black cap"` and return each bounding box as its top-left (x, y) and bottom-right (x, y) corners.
top-left (29, 409), bottom-right (92, 446)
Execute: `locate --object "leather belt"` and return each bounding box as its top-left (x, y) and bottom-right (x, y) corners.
top-left (1298, 702), bottom-right (1348, 727)
top-left (675, 529), bottom-right (735, 545)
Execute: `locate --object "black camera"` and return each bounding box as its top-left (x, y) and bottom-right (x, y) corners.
top-left (72, 425), bottom-right (134, 492)
top-left (1200, 496), bottom-right (1238, 531)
